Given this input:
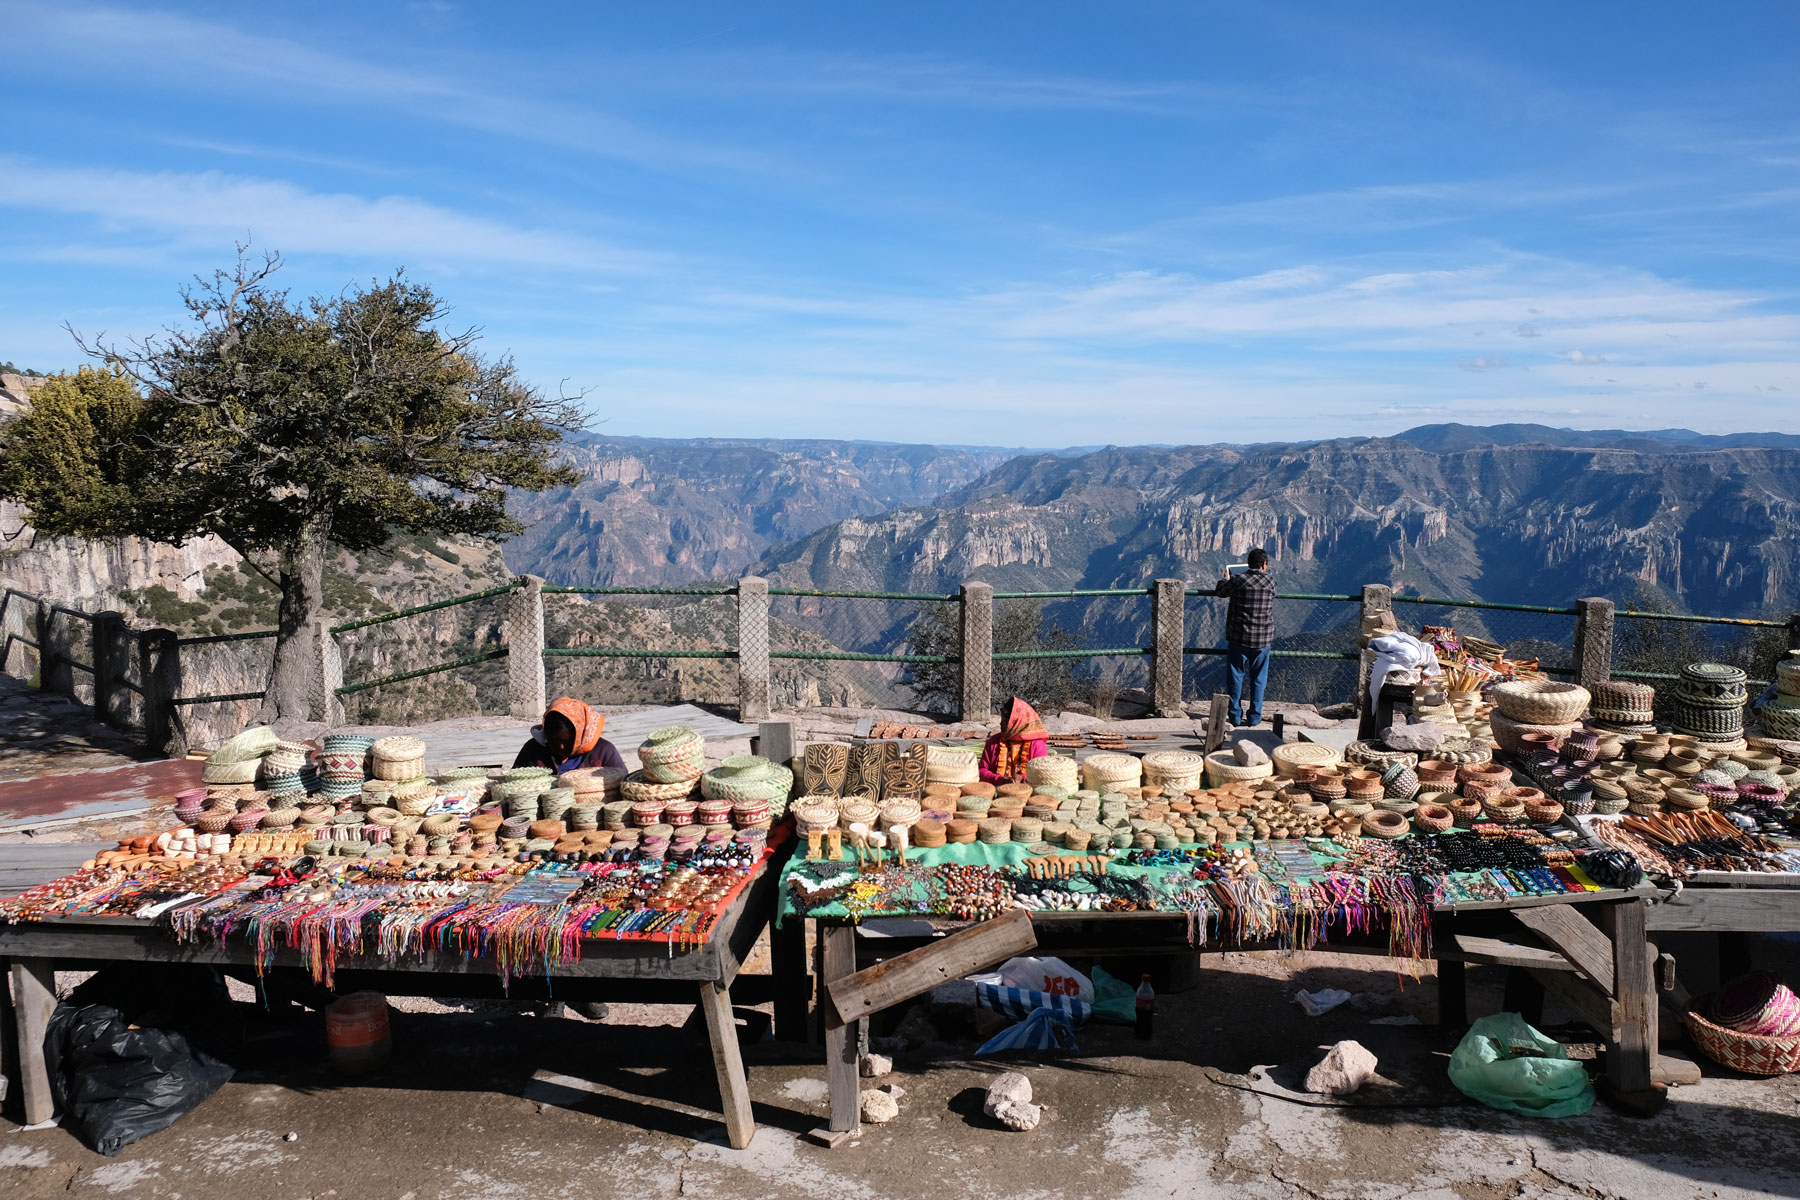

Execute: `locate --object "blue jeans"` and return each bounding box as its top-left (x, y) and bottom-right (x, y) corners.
top-left (1226, 641), bottom-right (1270, 726)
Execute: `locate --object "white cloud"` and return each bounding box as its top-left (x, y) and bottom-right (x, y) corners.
top-left (2, 2), bottom-right (779, 178)
top-left (0, 158), bottom-right (647, 272)
top-left (1562, 350), bottom-right (1606, 364)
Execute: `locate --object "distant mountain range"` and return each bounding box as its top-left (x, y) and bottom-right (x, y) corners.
top-left (1393, 423), bottom-right (1800, 454)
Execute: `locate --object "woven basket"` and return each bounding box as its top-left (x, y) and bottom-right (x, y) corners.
top-left (1343, 741), bottom-right (1418, 772)
top-left (201, 758), bottom-right (262, 785)
top-left (562, 766), bottom-right (625, 797)
top-left (1205, 751), bottom-right (1272, 788)
top-left (620, 771), bottom-right (699, 803)
top-left (372, 753), bottom-right (426, 782)
top-left (639, 726), bottom-right (706, 783)
top-left (701, 756), bottom-right (794, 809)
top-left (1489, 711), bottom-right (1578, 757)
top-left (924, 746), bottom-right (980, 784)
top-left (1025, 754), bottom-right (1079, 790)
top-left (1082, 752), bottom-right (1143, 790)
top-left (1271, 741), bottom-right (1340, 777)
top-left (208, 725), bottom-right (279, 765)
top-left (1687, 999), bottom-right (1800, 1075)
top-left (1491, 680), bottom-right (1592, 726)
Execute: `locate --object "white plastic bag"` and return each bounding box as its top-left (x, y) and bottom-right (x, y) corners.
top-left (969, 957), bottom-right (1094, 1005)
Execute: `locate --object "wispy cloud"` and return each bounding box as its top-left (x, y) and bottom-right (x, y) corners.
top-left (3, 2), bottom-right (785, 178)
top-left (0, 157), bottom-right (648, 272)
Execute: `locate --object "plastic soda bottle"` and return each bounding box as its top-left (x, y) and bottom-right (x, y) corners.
top-left (1135, 974), bottom-right (1155, 1040)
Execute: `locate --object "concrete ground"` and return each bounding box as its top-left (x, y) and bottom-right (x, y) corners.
top-left (7, 938), bottom-right (1800, 1200)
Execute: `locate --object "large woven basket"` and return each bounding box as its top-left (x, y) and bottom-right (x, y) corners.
top-left (924, 745), bottom-right (981, 784)
top-left (1491, 680), bottom-right (1592, 726)
top-left (1271, 741), bottom-right (1340, 777)
top-left (701, 756), bottom-right (794, 804)
top-left (202, 758), bottom-right (261, 785)
top-left (639, 726), bottom-right (707, 783)
top-left (1687, 999), bottom-right (1800, 1076)
top-left (208, 725), bottom-right (279, 765)
top-left (1204, 750), bottom-right (1273, 787)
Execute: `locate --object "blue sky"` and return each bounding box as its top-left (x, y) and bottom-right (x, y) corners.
top-left (1, 2), bottom-right (1796, 445)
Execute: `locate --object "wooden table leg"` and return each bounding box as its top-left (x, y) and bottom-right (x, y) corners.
top-left (696, 980), bottom-right (755, 1150)
top-left (816, 923), bottom-right (860, 1145)
top-left (10, 958), bottom-right (56, 1126)
top-left (1433, 914), bottom-right (1466, 1026)
top-left (1601, 900), bottom-right (1663, 1114)
top-left (770, 917), bottom-right (809, 1043)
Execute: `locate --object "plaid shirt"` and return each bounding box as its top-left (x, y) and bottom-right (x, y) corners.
top-left (1215, 569), bottom-right (1275, 647)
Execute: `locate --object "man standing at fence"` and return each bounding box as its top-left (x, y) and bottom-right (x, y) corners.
top-left (1214, 548), bottom-right (1275, 727)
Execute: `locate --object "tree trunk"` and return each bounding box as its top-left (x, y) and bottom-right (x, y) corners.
top-left (259, 513), bottom-right (332, 728)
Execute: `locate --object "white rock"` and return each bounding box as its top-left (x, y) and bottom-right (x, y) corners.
top-left (1382, 721), bottom-right (1448, 753)
top-left (990, 1099), bottom-right (1042, 1131)
top-left (879, 1083), bottom-right (906, 1099)
top-left (984, 1071), bottom-right (1033, 1111)
top-left (860, 1053), bottom-right (893, 1078)
top-left (1233, 740), bottom-right (1270, 766)
top-left (1305, 1040), bottom-right (1379, 1096)
top-left (860, 1088), bottom-right (900, 1124)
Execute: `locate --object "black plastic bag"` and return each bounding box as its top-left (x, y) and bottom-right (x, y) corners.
top-left (45, 1003), bottom-right (235, 1156)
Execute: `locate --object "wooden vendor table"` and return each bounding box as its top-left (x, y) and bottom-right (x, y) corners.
top-left (0, 842), bottom-right (805, 1150)
top-left (802, 883), bottom-right (1663, 1141)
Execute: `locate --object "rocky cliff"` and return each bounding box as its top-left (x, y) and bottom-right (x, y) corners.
top-left (500, 433), bottom-right (1011, 585)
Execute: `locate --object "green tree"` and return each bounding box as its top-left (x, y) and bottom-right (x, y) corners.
top-left (0, 251), bottom-right (580, 724)
top-left (903, 599), bottom-right (1084, 715)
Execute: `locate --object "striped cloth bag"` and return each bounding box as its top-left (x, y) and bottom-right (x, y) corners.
top-left (975, 982), bottom-right (1090, 1054)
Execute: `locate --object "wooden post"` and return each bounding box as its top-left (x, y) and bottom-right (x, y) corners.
top-left (959, 581), bottom-right (994, 725)
top-left (756, 720), bottom-right (795, 772)
top-left (1151, 578), bottom-right (1185, 717)
top-left (507, 575), bottom-right (546, 720)
top-left (139, 628), bottom-right (184, 758)
top-left (769, 919), bottom-right (809, 1043)
top-left (696, 980), bottom-right (756, 1150)
top-left (1573, 597), bottom-right (1616, 691)
top-left (1602, 899), bottom-right (1661, 1110)
top-left (737, 576), bottom-right (771, 722)
top-left (90, 610), bottom-right (126, 728)
top-left (10, 958), bottom-right (56, 1126)
top-left (34, 600), bottom-right (63, 697)
top-left (817, 924), bottom-right (861, 1144)
top-left (1206, 692), bottom-right (1229, 753)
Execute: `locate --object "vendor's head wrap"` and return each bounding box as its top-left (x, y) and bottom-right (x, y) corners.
top-left (545, 697), bottom-right (605, 756)
top-left (1000, 697), bottom-right (1047, 742)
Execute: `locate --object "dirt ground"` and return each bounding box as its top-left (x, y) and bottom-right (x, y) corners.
top-left (7, 934), bottom-right (1800, 1200)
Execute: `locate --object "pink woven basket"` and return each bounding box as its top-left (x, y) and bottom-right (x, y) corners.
top-left (1688, 1000), bottom-right (1800, 1075)
top-left (1711, 972), bottom-right (1800, 1037)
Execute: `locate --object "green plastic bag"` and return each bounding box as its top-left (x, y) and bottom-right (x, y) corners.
top-left (1448, 1013), bottom-right (1595, 1118)
top-left (1089, 966), bottom-right (1138, 1025)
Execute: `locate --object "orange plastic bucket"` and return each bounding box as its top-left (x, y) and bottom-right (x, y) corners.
top-left (325, 992), bottom-right (391, 1074)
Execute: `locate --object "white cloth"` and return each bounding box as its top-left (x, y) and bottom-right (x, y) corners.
top-left (1367, 633), bottom-right (1441, 711)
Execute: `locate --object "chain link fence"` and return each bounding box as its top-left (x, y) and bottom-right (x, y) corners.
top-left (1184, 593), bottom-right (1361, 708)
top-left (769, 592), bottom-right (945, 712)
top-left (1389, 598), bottom-right (1577, 677)
top-left (542, 588), bottom-right (740, 708)
top-left (1613, 610), bottom-right (1788, 721)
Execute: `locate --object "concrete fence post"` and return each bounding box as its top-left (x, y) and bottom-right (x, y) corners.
top-left (959, 581), bottom-right (994, 724)
top-left (1572, 597), bottom-right (1616, 692)
top-left (91, 610), bottom-right (127, 728)
top-left (309, 620), bottom-right (344, 727)
top-left (1787, 612), bottom-right (1800, 654)
top-left (507, 575), bottom-right (547, 721)
top-left (1152, 578), bottom-right (1186, 717)
top-left (738, 576), bottom-right (772, 722)
top-left (1355, 584), bottom-right (1393, 726)
top-left (140, 628), bottom-right (184, 758)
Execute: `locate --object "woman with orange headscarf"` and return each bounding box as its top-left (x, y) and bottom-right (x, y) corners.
top-left (979, 696), bottom-right (1049, 783)
top-left (513, 696), bottom-right (626, 774)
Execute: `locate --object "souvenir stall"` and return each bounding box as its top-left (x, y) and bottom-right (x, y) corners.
top-left (0, 724), bottom-right (801, 1150)
top-left (775, 728), bottom-right (1662, 1140)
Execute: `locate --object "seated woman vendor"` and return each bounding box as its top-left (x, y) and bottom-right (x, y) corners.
top-left (979, 696), bottom-right (1049, 783)
top-left (513, 696), bottom-right (626, 773)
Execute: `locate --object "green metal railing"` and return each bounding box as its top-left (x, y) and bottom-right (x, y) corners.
top-left (544, 583), bottom-right (737, 596)
top-left (330, 581), bottom-right (521, 633)
top-left (772, 649), bottom-right (955, 663)
top-left (544, 647), bottom-right (737, 659)
top-left (994, 588), bottom-right (1152, 600)
top-left (171, 690), bottom-right (266, 706)
top-left (176, 629), bottom-right (280, 646)
top-left (335, 648), bottom-right (511, 696)
top-left (1391, 595), bottom-right (1579, 616)
top-left (1616, 609), bottom-right (1788, 628)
